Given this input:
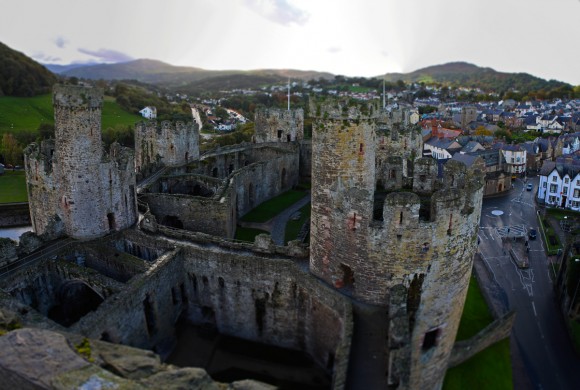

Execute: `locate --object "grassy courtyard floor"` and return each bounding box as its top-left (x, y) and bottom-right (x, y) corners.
top-left (443, 276), bottom-right (513, 389)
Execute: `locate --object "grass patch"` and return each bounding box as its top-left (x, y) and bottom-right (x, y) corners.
top-left (0, 94), bottom-right (141, 136)
top-left (0, 171), bottom-right (27, 203)
top-left (284, 202), bottom-right (311, 244)
top-left (241, 190), bottom-right (307, 223)
top-left (538, 215), bottom-right (563, 256)
top-left (235, 227), bottom-right (269, 242)
top-left (570, 319), bottom-right (580, 354)
top-left (443, 275), bottom-right (513, 389)
top-left (455, 276), bottom-right (494, 341)
top-left (443, 338), bottom-right (512, 390)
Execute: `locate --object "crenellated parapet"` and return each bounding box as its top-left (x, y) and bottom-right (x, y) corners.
top-left (309, 98), bottom-right (380, 120)
top-left (254, 107), bottom-right (304, 143)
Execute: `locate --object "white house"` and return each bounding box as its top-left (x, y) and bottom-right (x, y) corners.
top-left (139, 106), bottom-right (157, 120)
top-left (538, 161), bottom-right (580, 210)
top-left (494, 144), bottom-right (527, 174)
top-left (423, 138), bottom-right (462, 160)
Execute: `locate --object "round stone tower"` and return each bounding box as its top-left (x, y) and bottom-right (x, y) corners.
top-left (309, 100), bottom-right (377, 298)
top-left (309, 98), bottom-right (485, 389)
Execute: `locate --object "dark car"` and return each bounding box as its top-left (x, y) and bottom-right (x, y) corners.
top-left (526, 183), bottom-right (533, 191)
top-left (529, 228), bottom-right (537, 240)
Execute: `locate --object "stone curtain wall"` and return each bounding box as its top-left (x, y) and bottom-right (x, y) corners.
top-left (181, 245), bottom-right (352, 390)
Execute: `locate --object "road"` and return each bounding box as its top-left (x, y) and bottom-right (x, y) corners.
top-left (478, 177), bottom-right (580, 389)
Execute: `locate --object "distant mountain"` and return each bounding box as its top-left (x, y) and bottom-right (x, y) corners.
top-left (60, 59), bottom-right (334, 90)
top-left (43, 62), bottom-right (101, 74)
top-left (380, 62), bottom-right (571, 94)
top-left (0, 42), bottom-right (58, 97)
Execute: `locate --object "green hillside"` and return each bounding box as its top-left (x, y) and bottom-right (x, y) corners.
top-left (381, 62), bottom-right (571, 95)
top-left (0, 41), bottom-right (57, 97)
top-left (0, 94), bottom-right (142, 136)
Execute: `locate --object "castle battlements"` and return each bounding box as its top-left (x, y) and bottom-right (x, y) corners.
top-left (310, 98), bottom-right (380, 120)
top-left (24, 85), bottom-right (137, 240)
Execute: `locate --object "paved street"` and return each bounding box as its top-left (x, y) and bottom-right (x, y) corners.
top-left (478, 177), bottom-right (580, 389)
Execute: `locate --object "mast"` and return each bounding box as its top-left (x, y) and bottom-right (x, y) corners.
top-left (287, 79), bottom-right (291, 111)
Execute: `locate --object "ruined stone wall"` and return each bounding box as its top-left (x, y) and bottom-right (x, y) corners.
top-left (234, 155), bottom-right (299, 217)
top-left (181, 245), bottom-right (352, 389)
top-left (376, 108), bottom-right (423, 183)
top-left (254, 107), bottom-right (304, 143)
top-left (23, 85), bottom-right (137, 239)
top-left (198, 143), bottom-right (298, 180)
top-left (143, 190), bottom-right (236, 239)
top-left (135, 120), bottom-right (200, 174)
top-left (71, 247), bottom-right (185, 353)
top-left (299, 139), bottom-right (312, 178)
top-left (309, 104), bottom-right (376, 298)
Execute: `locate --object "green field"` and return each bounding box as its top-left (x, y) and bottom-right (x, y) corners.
top-left (0, 170), bottom-right (28, 203)
top-left (443, 276), bottom-right (513, 389)
top-left (284, 202), bottom-right (310, 244)
top-left (234, 227), bottom-right (269, 242)
top-left (0, 94), bottom-right (141, 136)
top-left (241, 190), bottom-right (307, 223)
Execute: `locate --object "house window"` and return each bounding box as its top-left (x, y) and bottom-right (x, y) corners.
top-left (574, 189), bottom-right (580, 198)
top-left (543, 182), bottom-right (547, 188)
top-left (565, 178), bottom-right (570, 184)
top-left (550, 184), bottom-right (558, 193)
top-left (552, 176), bottom-right (557, 182)
top-left (564, 187), bottom-right (568, 194)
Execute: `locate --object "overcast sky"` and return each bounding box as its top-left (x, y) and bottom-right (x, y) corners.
top-left (2, 0), bottom-right (579, 84)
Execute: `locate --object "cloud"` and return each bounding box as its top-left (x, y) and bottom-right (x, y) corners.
top-left (32, 52), bottom-right (62, 63)
top-left (327, 47), bottom-right (341, 54)
top-left (381, 50), bottom-right (389, 57)
top-left (243, 0), bottom-right (309, 26)
top-left (77, 48), bottom-right (134, 63)
top-left (54, 36), bottom-right (67, 48)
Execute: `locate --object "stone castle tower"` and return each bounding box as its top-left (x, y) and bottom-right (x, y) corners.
top-left (24, 85), bottom-right (137, 239)
top-left (461, 105), bottom-right (478, 131)
top-left (254, 107), bottom-right (304, 143)
top-left (309, 99), bottom-right (485, 389)
top-left (134, 109), bottom-right (201, 175)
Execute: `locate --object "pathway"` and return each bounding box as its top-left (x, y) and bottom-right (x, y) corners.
top-left (238, 194), bottom-right (311, 245)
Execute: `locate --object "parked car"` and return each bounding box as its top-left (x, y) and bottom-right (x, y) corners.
top-left (527, 183), bottom-right (533, 191)
top-left (529, 228), bottom-right (537, 240)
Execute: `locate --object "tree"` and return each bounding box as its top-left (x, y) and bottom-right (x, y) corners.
top-left (37, 123), bottom-right (55, 140)
top-left (1, 133), bottom-right (23, 165)
top-left (474, 126), bottom-right (493, 136)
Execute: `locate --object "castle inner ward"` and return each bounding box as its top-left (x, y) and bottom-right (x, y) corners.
top-left (0, 85), bottom-right (501, 389)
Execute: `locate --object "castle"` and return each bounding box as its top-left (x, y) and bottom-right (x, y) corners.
top-left (1, 85), bottom-right (488, 389)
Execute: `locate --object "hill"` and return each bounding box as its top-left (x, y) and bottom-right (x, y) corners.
top-left (0, 42), bottom-right (58, 97)
top-left (60, 59), bottom-right (333, 91)
top-left (0, 94), bottom-right (142, 136)
top-left (380, 62), bottom-right (571, 94)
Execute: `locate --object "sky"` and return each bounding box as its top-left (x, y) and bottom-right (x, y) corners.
top-left (1, 0), bottom-right (579, 84)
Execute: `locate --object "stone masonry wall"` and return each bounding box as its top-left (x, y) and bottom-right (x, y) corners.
top-left (309, 107), bottom-right (376, 298)
top-left (181, 245), bottom-right (352, 389)
top-left (254, 107), bottom-right (304, 143)
top-left (135, 120), bottom-right (200, 174)
top-left (23, 85), bottom-right (137, 239)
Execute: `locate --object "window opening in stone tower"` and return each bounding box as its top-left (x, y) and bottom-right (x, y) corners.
top-left (340, 263), bottom-right (354, 288)
top-left (390, 169), bottom-right (396, 179)
top-left (228, 163), bottom-right (234, 174)
top-left (422, 328), bottom-right (440, 351)
top-left (277, 130), bottom-right (283, 139)
top-left (447, 213), bottom-right (453, 235)
top-left (212, 167), bottom-right (218, 177)
top-left (287, 134), bottom-right (291, 142)
top-left (107, 213), bottom-right (116, 231)
top-left (399, 211), bottom-right (403, 224)
top-left (359, 143), bottom-right (364, 154)
top-left (281, 168), bottom-right (287, 188)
